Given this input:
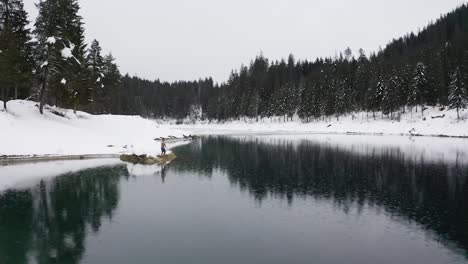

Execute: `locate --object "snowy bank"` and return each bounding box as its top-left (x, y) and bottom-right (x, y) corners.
top-left (0, 100), bottom-right (191, 157)
top-left (165, 106), bottom-right (468, 138)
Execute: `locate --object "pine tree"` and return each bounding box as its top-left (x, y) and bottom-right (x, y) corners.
top-left (335, 78), bottom-right (347, 120)
top-left (448, 67), bottom-right (467, 120)
top-left (102, 53), bottom-right (122, 113)
top-left (34, 0), bottom-right (88, 114)
top-left (284, 81), bottom-right (300, 120)
top-left (366, 72), bottom-right (384, 118)
top-left (298, 82), bottom-right (312, 121)
top-left (87, 39), bottom-right (105, 112)
top-left (344, 47), bottom-right (352, 62)
top-left (0, 0), bottom-right (33, 110)
top-left (353, 49), bottom-right (370, 111)
top-left (409, 62), bottom-right (428, 118)
top-left (381, 74), bottom-right (401, 119)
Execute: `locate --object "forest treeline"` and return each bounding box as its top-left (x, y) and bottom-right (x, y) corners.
top-left (1, 1), bottom-right (468, 120)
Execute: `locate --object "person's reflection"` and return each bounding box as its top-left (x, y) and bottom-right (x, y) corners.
top-left (160, 164), bottom-right (168, 183)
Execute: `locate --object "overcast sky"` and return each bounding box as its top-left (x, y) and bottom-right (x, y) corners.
top-left (24, 0), bottom-right (467, 83)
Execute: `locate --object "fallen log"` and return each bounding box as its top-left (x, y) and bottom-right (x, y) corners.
top-left (431, 114), bottom-right (445, 119)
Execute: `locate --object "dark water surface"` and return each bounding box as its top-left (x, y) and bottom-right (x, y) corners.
top-left (1, 135), bottom-right (468, 264)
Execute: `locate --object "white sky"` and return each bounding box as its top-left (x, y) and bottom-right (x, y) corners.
top-left (24, 0), bottom-right (467, 83)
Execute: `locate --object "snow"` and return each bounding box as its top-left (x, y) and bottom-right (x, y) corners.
top-left (0, 100), bottom-right (191, 157)
top-left (46, 37), bottom-right (56, 44)
top-left (61, 46), bottom-right (81, 65)
top-left (40, 61), bottom-right (48, 68)
top-left (26, 37), bottom-right (38, 43)
top-left (166, 106), bottom-right (468, 138)
top-left (61, 47), bottom-right (73, 59)
top-left (61, 78), bottom-right (67, 84)
top-left (0, 158), bottom-right (123, 192)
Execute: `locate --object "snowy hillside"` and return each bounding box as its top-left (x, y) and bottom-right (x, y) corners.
top-left (0, 100), bottom-right (190, 157)
top-left (168, 106), bottom-right (468, 138)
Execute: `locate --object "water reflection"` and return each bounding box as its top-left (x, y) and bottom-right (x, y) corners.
top-left (0, 164), bottom-right (128, 264)
top-left (173, 135), bottom-right (468, 256)
top-left (0, 135), bottom-right (467, 264)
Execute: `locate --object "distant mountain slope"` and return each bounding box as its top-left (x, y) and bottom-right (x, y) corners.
top-left (118, 4), bottom-right (468, 121)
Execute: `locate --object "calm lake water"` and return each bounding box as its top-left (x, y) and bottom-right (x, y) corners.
top-left (1, 135), bottom-right (468, 264)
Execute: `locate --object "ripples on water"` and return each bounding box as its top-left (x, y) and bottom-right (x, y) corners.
top-left (0, 135), bottom-right (467, 264)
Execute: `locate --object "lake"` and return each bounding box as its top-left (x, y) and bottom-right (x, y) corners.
top-left (1, 134), bottom-right (468, 264)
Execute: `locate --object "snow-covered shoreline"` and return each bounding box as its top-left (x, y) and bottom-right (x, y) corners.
top-left (0, 100), bottom-right (191, 158)
top-left (2, 100), bottom-right (468, 159)
top-left (162, 106), bottom-right (468, 138)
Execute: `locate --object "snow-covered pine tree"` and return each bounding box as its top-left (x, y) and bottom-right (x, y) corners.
top-left (298, 79), bottom-right (315, 121)
top-left (464, 51), bottom-right (468, 89)
top-left (0, 0), bottom-right (33, 110)
top-left (312, 83), bottom-right (324, 121)
top-left (353, 49), bottom-right (370, 112)
top-left (335, 78), bottom-right (347, 120)
top-left (409, 62), bottom-right (428, 118)
top-left (324, 76), bottom-right (337, 121)
top-left (366, 72), bottom-right (384, 118)
top-left (246, 91), bottom-right (260, 120)
top-left (381, 74), bottom-right (401, 119)
top-left (101, 53), bottom-right (122, 113)
top-left (448, 67), bottom-right (467, 120)
top-left (399, 64), bottom-right (412, 113)
top-left (434, 46), bottom-right (450, 105)
top-left (34, 0), bottom-right (88, 114)
top-left (380, 76), bottom-right (391, 117)
top-left (283, 81), bottom-right (300, 121)
top-left (299, 76), bottom-right (318, 121)
top-left (344, 47), bottom-right (352, 62)
top-left (87, 39), bottom-right (105, 112)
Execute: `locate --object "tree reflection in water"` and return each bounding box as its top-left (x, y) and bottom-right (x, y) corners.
top-left (172, 136), bottom-right (468, 255)
top-left (0, 164), bottom-right (128, 264)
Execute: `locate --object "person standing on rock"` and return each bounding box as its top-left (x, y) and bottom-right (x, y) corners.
top-left (161, 138), bottom-right (167, 157)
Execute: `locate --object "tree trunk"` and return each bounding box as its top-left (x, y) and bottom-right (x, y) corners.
top-left (420, 97), bottom-right (424, 118)
top-left (2, 89), bottom-right (7, 111)
top-left (1, 87), bottom-right (9, 111)
top-left (39, 81), bottom-right (47, 115)
top-left (14, 84), bottom-right (18, 100)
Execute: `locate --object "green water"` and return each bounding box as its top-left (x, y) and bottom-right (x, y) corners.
top-left (1, 135), bottom-right (468, 264)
